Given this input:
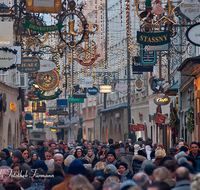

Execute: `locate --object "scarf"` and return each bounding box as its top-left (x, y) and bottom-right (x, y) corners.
top-left (120, 169), bottom-right (130, 182)
top-left (84, 153), bottom-right (95, 164)
top-left (25, 157), bottom-right (31, 164)
top-left (106, 158), bottom-right (117, 166)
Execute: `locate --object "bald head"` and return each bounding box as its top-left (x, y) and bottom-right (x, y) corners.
top-left (175, 167), bottom-right (189, 181)
top-left (133, 172), bottom-right (150, 188)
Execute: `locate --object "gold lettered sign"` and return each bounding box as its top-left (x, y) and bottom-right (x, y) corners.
top-left (17, 57), bottom-right (40, 73)
top-left (154, 94), bottom-right (171, 106)
top-left (26, 0), bottom-right (61, 13)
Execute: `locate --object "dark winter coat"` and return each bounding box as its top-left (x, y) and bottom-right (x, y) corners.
top-left (95, 170), bottom-right (104, 177)
top-left (132, 155), bottom-right (146, 174)
top-left (188, 151), bottom-right (200, 172)
top-left (19, 157), bottom-right (32, 175)
top-left (36, 146), bottom-right (47, 160)
top-left (127, 152), bottom-right (134, 163)
top-left (5, 156), bottom-right (12, 166)
top-left (25, 179), bottom-right (45, 190)
top-left (120, 169), bottom-right (133, 182)
top-left (92, 156), bottom-right (100, 168)
top-left (46, 175), bottom-right (64, 190)
top-left (0, 158), bottom-right (7, 166)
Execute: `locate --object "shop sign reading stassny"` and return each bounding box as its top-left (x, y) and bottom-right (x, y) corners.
top-left (186, 23), bottom-right (200, 46)
top-left (0, 22), bottom-right (13, 46)
top-left (154, 94), bottom-right (171, 106)
top-left (17, 57), bottom-right (40, 73)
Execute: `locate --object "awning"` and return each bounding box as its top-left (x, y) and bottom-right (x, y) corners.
top-left (165, 82), bottom-right (178, 96)
top-left (100, 102), bottom-right (127, 113)
top-left (178, 56), bottom-right (200, 76)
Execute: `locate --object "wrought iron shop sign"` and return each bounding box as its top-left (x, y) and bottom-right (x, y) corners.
top-left (17, 57), bottom-right (40, 73)
top-left (137, 31), bottom-right (170, 46)
top-left (140, 45), bottom-right (156, 65)
top-left (186, 23), bottom-right (200, 46)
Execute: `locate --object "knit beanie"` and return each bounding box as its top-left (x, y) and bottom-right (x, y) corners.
top-left (37, 141), bottom-right (43, 146)
top-left (107, 148), bottom-right (116, 159)
top-left (67, 159), bottom-right (87, 175)
top-left (144, 163), bottom-right (157, 175)
top-left (12, 150), bottom-right (22, 160)
top-left (120, 180), bottom-right (137, 190)
top-left (2, 149), bottom-right (9, 156)
top-left (117, 162), bottom-right (128, 170)
top-left (31, 152), bottom-right (38, 156)
top-left (104, 164), bottom-right (117, 174)
top-left (32, 160), bottom-right (48, 173)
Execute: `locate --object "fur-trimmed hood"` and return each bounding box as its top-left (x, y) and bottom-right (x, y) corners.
top-left (132, 154), bottom-right (146, 161)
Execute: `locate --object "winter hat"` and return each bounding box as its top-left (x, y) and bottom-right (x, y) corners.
top-left (101, 145), bottom-right (106, 149)
top-left (138, 150), bottom-right (147, 158)
top-left (32, 160), bottom-right (48, 173)
top-left (169, 147), bottom-right (178, 154)
top-left (180, 146), bottom-right (188, 153)
top-left (37, 141), bottom-right (43, 146)
top-left (174, 151), bottom-right (187, 161)
top-left (144, 163), bottom-right (157, 175)
top-left (104, 164), bottom-right (117, 174)
top-left (178, 157), bottom-right (195, 174)
top-left (67, 159), bottom-right (87, 175)
top-left (12, 150), bottom-right (22, 160)
top-left (2, 149), bottom-right (9, 156)
top-left (7, 146), bottom-right (14, 151)
top-left (64, 152), bottom-right (70, 159)
top-left (31, 152), bottom-right (38, 156)
top-left (107, 148), bottom-right (116, 159)
top-left (59, 141), bottom-right (64, 145)
top-left (117, 162), bottom-right (128, 170)
top-left (120, 180), bottom-right (137, 190)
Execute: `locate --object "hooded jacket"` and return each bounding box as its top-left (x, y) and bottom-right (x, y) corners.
top-left (188, 151), bottom-right (200, 172)
top-left (132, 154), bottom-right (146, 174)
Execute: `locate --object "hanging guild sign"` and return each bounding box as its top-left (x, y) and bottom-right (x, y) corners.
top-left (154, 94), bottom-right (171, 106)
top-left (180, 0), bottom-right (200, 21)
top-left (186, 23), bottom-right (200, 46)
top-left (137, 123), bottom-right (146, 131)
top-left (132, 56), bottom-right (154, 72)
top-left (140, 44), bottom-right (156, 65)
top-left (26, 0), bottom-right (62, 13)
top-left (32, 102), bottom-right (46, 113)
top-left (115, 83), bottom-right (128, 92)
top-left (0, 22), bottom-right (13, 46)
top-left (155, 112), bottom-right (167, 124)
top-left (88, 87), bottom-right (98, 95)
top-left (130, 124), bottom-right (138, 132)
top-left (0, 48), bottom-right (15, 68)
top-left (38, 60), bottom-right (56, 72)
top-left (17, 57), bottom-right (40, 73)
top-left (137, 31), bottom-right (170, 46)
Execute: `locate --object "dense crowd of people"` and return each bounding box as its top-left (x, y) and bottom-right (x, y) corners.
top-left (0, 137), bottom-right (200, 190)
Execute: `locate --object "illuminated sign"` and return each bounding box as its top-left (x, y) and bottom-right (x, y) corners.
top-left (32, 102), bottom-right (46, 113)
top-left (17, 57), bottom-right (40, 73)
top-left (0, 22), bottom-right (13, 46)
top-left (10, 103), bottom-right (17, 111)
top-left (154, 95), bottom-right (171, 106)
top-left (51, 129), bottom-right (57, 132)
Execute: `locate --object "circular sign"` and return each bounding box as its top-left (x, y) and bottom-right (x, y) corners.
top-left (135, 79), bottom-right (143, 89)
top-left (154, 94), bottom-right (171, 106)
top-left (186, 23), bottom-right (200, 46)
top-left (37, 70), bottom-right (60, 91)
top-left (109, 92), bottom-right (119, 102)
top-left (115, 83), bottom-right (128, 92)
top-left (38, 60), bottom-right (56, 72)
top-left (88, 87), bottom-right (98, 95)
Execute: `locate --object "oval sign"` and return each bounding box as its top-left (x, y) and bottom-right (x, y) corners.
top-left (38, 60), bottom-right (56, 72)
top-left (88, 87), bottom-right (98, 95)
top-left (186, 23), bottom-right (200, 46)
top-left (115, 83), bottom-right (128, 92)
top-left (0, 50), bottom-right (15, 68)
top-left (154, 95), bottom-right (171, 106)
top-left (17, 57), bottom-right (40, 73)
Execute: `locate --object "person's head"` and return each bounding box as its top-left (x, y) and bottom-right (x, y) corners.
top-left (43, 141), bottom-right (48, 148)
top-left (85, 168), bottom-right (95, 183)
top-left (107, 149), bottom-right (116, 163)
top-left (108, 138), bottom-right (114, 145)
top-left (0, 166), bottom-right (13, 185)
top-left (93, 161), bottom-right (107, 171)
top-left (180, 146), bottom-right (189, 154)
top-left (153, 167), bottom-right (172, 182)
top-left (117, 162), bottom-right (128, 174)
top-left (67, 174), bottom-right (94, 190)
top-left (88, 142), bottom-right (93, 148)
top-left (67, 159), bottom-right (87, 175)
top-left (64, 155), bottom-right (75, 167)
top-left (59, 141), bottom-right (64, 148)
top-left (12, 150), bottom-right (22, 163)
top-left (69, 149), bottom-right (76, 156)
top-left (97, 145), bottom-right (101, 151)
top-left (128, 139), bottom-right (131, 144)
top-left (54, 153), bottom-right (63, 166)
top-left (0, 151), bottom-right (6, 160)
top-left (155, 150), bottom-right (165, 159)
top-left (87, 148), bottom-right (94, 157)
top-left (104, 165), bottom-right (117, 175)
top-left (32, 160), bottom-right (48, 173)
top-left (133, 172), bottom-right (150, 189)
top-left (101, 145), bottom-right (106, 152)
top-left (144, 163), bottom-right (157, 181)
top-left (84, 140), bottom-right (88, 148)
top-left (162, 160), bottom-right (178, 178)
top-left (190, 142), bottom-right (199, 155)
top-left (3, 181), bottom-right (21, 190)
top-left (75, 148), bottom-right (83, 158)
top-left (21, 149), bottom-right (29, 160)
top-left (37, 141), bottom-right (43, 150)
top-left (32, 168), bottom-right (46, 181)
top-left (45, 150), bottom-right (54, 160)
top-left (92, 181), bottom-right (103, 190)
top-left (147, 181), bottom-right (170, 190)
top-left (191, 173), bottom-right (200, 190)
top-left (44, 160), bottom-right (54, 174)
top-left (103, 181), bottom-right (120, 190)
top-left (11, 163), bottom-right (21, 175)
top-left (175, 167), bottom-right (190, 181)
top-left (31, 152), bottom-right (38, 161)
top-left (53, 148), bottom-right (60, 155)
top-left (53, 162), bottom-right (64, 177)
top-left (1, 149), bottom-right (9, 158)
top-left (50, 142), bottom-right (56, 151)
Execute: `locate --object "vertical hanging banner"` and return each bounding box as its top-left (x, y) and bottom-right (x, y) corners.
top-left (155, 112), bottom-right (167, 124)
top-left (0, 22), bottom-right (13, 46)
top-left (140, 44), bottom-right (157, 65)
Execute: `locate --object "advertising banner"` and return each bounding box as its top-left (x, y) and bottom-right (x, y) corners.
top-left (0, 22), bottom-right (13, 46)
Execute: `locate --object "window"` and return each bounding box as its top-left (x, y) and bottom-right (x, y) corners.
top-left (34, 135), bottom-right (41, 138)
top-left (20, 73), bottom-right (25, 86)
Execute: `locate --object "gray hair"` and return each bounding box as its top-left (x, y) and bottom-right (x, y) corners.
top-left (103, 182), bottom-right (120, 190)
top-left (174, 151), bottom-right (187, 161)
top-left (133, 172), bottom-right (150, 189)
top-left (54, 153), bottom-right (63, 159)
top-left (45, 160), bottom-right (55, 174)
